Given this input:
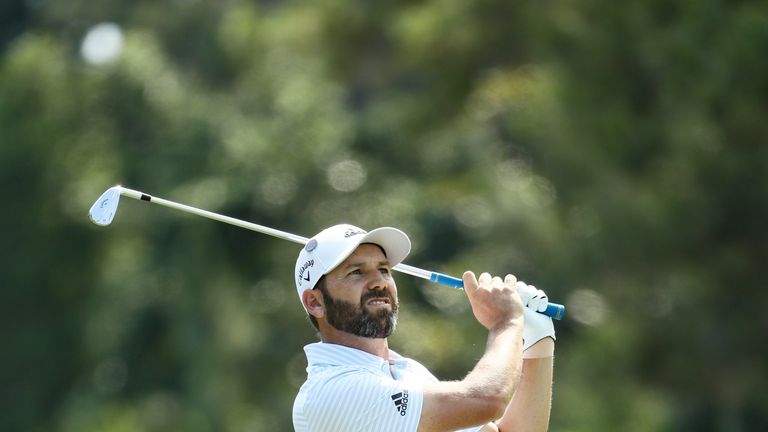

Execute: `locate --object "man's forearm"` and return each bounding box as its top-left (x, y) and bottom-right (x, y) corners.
top-left (464, 320), bottom-right (525, 412)
top-left (418, 320), bottom-right (525, 432)
top-left (495, 339), bottom-right (554, 432)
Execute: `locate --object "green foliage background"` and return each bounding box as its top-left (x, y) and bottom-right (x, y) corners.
top-left (2, 1), bottom-right (766, 431)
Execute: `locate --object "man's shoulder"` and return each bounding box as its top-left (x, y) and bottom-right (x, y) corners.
top-left (304, 362), bottom-right (382, 389)
top-left (294, 363), bottom-right (423, 432)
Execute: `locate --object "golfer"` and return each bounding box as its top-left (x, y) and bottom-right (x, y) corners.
top-left (292, 224), bottom-right (555, 431)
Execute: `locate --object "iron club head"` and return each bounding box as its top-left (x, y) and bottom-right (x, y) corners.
top-left (89, 186), bottom-right (123, 226)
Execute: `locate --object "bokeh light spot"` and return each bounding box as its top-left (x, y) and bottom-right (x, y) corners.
top-left (327, 159), bottom-right (367, 192)
top-left (260, 173), bottom-right (297, 206)
top-left (567, 289), bottom-right (609, 326)
top-left (81, 23), bottom-right (124, 65)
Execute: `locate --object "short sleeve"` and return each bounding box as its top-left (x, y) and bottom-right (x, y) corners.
top-left (294, 369), bottom-right (424, 432)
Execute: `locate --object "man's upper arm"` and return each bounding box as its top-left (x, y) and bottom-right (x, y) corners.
top-left (298, 371), bottom-right (424, 432)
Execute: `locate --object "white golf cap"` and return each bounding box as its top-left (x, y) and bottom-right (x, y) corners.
top-left (294, 224), bottom-right (411, 306)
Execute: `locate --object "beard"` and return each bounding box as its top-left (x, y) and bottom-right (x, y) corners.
top-left (320, 286), bottom-right (399, 339)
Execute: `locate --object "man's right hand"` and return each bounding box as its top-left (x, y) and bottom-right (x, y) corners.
top-left (463, 271), bottom-right (525, 331)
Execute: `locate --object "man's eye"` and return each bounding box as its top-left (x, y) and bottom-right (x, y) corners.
top-left (379, 268), bottom-right (390, 274)
top-left (349, 269), bottom-right (362, 275)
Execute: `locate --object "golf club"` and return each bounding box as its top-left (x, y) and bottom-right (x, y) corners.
top-left (89, 185), bottom-right (565, 319)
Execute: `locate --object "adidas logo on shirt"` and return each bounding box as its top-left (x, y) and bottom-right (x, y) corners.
top-left (391, 390), bottom-right (409, 416)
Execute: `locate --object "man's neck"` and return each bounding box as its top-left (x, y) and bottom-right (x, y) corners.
top-left (320, 327), bottom-right (390, 360)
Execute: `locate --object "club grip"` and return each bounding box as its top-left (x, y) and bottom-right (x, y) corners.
top-left (430, 273), bottom-right (565, 320)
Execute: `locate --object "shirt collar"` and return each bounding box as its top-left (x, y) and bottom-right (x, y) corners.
top-left (304, 342), bottom-right (407, 374)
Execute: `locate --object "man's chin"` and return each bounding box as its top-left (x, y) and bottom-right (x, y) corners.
top-left (359, 316), bottom-right (398, 339)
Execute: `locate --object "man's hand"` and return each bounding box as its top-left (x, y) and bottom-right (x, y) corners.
top-left (516, 281), bottom-right (556, 355)
top-left (463, 271), bottom-right (524, 330)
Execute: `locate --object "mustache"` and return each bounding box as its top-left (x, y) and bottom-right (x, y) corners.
top-left (360, 290), bottom-right (396, 305)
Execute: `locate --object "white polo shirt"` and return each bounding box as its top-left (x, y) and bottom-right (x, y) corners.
top-left (293, 342), bottom-right (484, 432)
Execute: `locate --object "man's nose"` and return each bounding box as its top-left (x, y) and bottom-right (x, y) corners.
top-left (366, 270), bottom-right (388, 290)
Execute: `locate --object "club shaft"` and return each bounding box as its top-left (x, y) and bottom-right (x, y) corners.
top-left (122, 188), bottom-right (441, 277)
top-left (117, 187), bottom-right (565, 319)
top-left (120, 187), bottom-right (309, 244)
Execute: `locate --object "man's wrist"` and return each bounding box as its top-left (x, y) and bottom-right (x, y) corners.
top-left (522, 337), bottom-right (554, 359)
top-left (489, 315), bottom-right (524, 332)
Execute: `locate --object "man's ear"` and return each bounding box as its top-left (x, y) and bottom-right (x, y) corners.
top-left (302, 289), bottom-right (325, 320)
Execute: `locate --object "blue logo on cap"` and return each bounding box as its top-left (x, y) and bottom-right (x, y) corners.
top-left (305, 239), bottom-right (318, 252)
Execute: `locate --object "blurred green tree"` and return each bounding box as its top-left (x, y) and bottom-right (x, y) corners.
top-left (1, 0), bottom-right (766, 431)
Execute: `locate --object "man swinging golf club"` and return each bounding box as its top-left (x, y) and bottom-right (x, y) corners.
top-left (293, 224), bottom-right (556, 432)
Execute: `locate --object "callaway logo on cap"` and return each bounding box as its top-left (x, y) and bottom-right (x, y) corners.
top-left (294, 224), bottom-right (411, 310)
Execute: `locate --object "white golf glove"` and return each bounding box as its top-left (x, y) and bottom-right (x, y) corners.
top-left (516, 281), bottom-right (555, 355)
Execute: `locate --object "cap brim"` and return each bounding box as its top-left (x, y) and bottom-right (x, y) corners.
top-left (359, 227), bottom-right (411, 268)
top-left (322, 227), bottom-right (412, 277)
